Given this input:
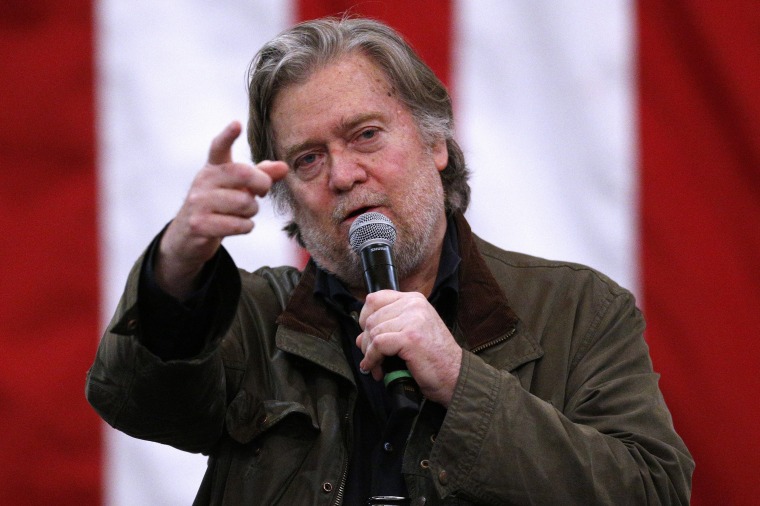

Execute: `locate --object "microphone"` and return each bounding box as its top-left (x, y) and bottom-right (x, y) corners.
top-left (349, 211), bottom-right (421, 411)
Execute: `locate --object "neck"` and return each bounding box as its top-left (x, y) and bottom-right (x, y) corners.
top-left (398, 247), bottom-right (442, 297)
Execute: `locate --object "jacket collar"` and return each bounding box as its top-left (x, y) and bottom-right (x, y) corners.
top-left (276, 212), bottom-right (540, 370)
top-left (450, 212), bottom-right (519, 350)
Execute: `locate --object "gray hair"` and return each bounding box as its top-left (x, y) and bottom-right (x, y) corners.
top-left (246, 17), bottom-right (470, 241)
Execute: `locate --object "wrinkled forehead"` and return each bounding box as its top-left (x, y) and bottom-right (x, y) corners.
top-left (269, 53), bottom-right (401, 154)
top-left (270, 49), bottom-right (392, 112)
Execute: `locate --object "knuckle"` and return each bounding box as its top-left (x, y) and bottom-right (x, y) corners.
top-left (409, 293), bottom-right (426, 306)
top-left (229, 190), bottom-right (247, 210)
top-left (186, 214), bottom-right (205, 235)
top-left (185, 190), bottom-right (204, 207)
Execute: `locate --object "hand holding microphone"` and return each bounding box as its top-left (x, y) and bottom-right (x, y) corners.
top-left (349, 212), bottom-right (420, 411)
top-left (349, 212), bottom-right (462, 408)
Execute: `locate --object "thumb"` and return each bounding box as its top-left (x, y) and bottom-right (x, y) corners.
top-left (208, 121), bottom-right (242, 165)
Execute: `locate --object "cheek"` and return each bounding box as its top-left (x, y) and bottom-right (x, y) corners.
top-left (288, 185), bottom-right (340, 230)
top-left (287, 177), bottom-right (326, 210)
top-left (374, 149), bottom-right (414, 184)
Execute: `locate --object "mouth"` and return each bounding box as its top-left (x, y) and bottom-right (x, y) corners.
top-left (343, 205), bottom-right (380, 225)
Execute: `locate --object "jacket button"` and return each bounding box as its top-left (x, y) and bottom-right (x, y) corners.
top-left (126, 318), bottom-right (138, 331)
top-left (419, 459), bottom-right (430, 469)
top-left (438, 470), bottom-right (449, 485)
top-left (321, 482), bottom-right (333, 493)
top-left (416, 498), bottom-right (427, 505)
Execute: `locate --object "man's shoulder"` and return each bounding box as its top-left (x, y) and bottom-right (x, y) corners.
top-left (249, 265), bottom-right (303, 289)
top-left (473, 234), bottom-right (631, 300)
top-left (237, 264), bottom-right (303, 308)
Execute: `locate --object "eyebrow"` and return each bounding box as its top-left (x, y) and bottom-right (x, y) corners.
top-left (280, 112), bottom-right (388, 163)
top-left (281, 140), bottom-right (321, 165)
top-left (337, 112), bottom-right (385, 134)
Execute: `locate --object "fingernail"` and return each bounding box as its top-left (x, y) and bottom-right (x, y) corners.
top-left (359, 367), bottom-right (370, 375)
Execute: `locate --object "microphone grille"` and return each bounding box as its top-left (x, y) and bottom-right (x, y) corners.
top-left (348, 212), bottom-right (397, 253)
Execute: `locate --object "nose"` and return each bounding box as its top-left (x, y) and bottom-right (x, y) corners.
top-left (328, 149), bottom-right (368, 192)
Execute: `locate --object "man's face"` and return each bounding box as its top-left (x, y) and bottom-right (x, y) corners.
top-left (270, 52), bottom-right (449, 290)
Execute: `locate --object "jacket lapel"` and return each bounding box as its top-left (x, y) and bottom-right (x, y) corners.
top-left (453, 213), bottom-right (544, 373)
top-left (274, 262), bottom-right (355, 382)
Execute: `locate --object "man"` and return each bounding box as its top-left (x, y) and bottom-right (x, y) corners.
top-left (86, 17), bottom-right (693, 505)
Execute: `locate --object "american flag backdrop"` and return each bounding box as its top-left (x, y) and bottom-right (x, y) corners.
top-left (1, 1), bottom-right (758, 504)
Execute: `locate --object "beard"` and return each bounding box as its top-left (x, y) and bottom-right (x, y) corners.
top-left (292, 173), bottom-right (445, 293)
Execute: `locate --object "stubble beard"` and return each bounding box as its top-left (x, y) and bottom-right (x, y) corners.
top-left (293, 176), bottom-right (445, 292)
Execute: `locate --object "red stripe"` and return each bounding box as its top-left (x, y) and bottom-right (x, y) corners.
top-left (638, 1), bottom-right (760, 504)
top-left (0, 1), bottom-right (102, 504)
top-left (295, 0), bottom-right (452, 87)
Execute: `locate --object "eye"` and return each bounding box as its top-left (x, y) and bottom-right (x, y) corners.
top-left (298, 153), bottom-right (318, 166)
top-left (359, 128), bottom-right (377, 140)
top-left (293, 152), bottom-right (324, 180)
top-left (353, 127), bottom-right (382, 151)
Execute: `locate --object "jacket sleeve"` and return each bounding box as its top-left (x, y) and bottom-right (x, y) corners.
top-left (84, 243), bottom-right (242, 454)
top-left (429, 289), bottom-right (694, 505)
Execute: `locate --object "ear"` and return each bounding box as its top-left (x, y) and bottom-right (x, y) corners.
top-left (432, 138), bottom-right (448, 172)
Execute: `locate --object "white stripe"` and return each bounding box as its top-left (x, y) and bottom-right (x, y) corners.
top-left (455, 0), bottom-right (638, 293)
top-left (96, 1), bottom-right (293, 504)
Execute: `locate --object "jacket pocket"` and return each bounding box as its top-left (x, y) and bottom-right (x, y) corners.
top-left (226, 389), bottom-right (319, 443)
top-left (223, 390), bottom-right (323, 504)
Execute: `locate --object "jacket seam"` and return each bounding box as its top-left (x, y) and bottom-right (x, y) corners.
top-left (480, 250), bottom-right (621, 286)
top-left (569, 291), bottom-right (617, 372)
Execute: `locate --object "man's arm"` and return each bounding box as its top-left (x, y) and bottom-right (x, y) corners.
top-left (430, 291), bottom-right (694, 505)
top-left (356, 235), bottom-right (693, 503)
top-left (84, 245), bottom-right (239, 453)
top-left (85, 122), bottom-right (288, 453)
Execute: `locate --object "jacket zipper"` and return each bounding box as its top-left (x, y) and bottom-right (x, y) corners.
top-left (469, 325), bottom-right (517, 354)
top-left (332, 408), bottom-right (351, 505)
top-left (323, 305), bottom-right (360, 505)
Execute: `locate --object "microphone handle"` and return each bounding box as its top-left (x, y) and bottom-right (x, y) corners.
top-left (360, 244), bottom-right (399, 292)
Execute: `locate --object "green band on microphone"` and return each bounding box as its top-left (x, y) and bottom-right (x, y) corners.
top-left (383, 369), bottom-right (412, 387)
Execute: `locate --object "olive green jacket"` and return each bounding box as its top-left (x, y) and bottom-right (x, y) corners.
top-left (85, 214), bottom-right (693, 505)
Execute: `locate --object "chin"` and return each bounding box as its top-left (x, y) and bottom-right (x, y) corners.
top-left (308, 245), bottom-right (364, 288)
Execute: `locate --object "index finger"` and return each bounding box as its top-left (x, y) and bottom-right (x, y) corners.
top-left (232, 160), bottom-right (289, 198)
top-left (208, 121), bottom-right (242, 165)
top-left (256, 160), bottom-right (289, 186)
